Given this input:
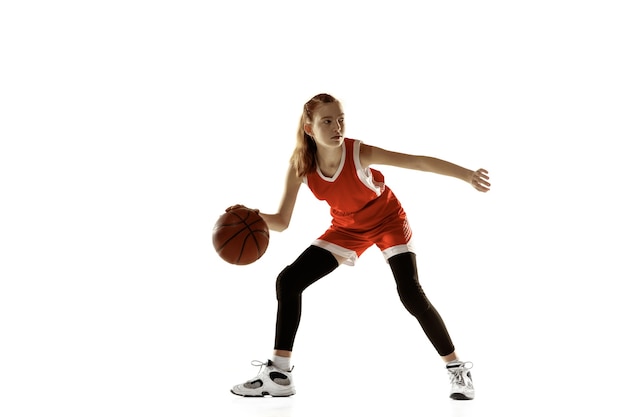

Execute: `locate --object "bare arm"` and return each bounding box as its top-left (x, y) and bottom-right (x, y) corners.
top-left (360, 143), bottom-right (490, 192)
top-left (227, 164), bottom-right (302, 232)
top-left (259, 164), bottom-right (302, 231)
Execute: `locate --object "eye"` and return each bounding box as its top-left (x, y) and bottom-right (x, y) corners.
top-left (323, 120), bottom-right (331, 124)
top-left (339, 118), bottom-right (345, 123)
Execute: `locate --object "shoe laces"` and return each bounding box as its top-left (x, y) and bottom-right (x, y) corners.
top-left (448, 361), bottom-right (473, 386)
top-left (250, 360), bottom-right (269, 375)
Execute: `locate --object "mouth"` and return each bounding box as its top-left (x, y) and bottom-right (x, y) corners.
top-left (331, 135), bottom-right (343, 141)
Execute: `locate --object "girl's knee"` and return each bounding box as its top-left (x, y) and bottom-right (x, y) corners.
top-left (276, 265), bottom-right (300, 299)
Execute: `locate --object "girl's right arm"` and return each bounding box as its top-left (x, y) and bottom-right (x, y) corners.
top-left (227, 164), bottom-right (302, 232)
top-left (259, 164), bottom-right (302, 232)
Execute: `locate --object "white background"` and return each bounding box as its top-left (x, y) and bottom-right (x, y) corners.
top-left (1, 1), bottom-right (625, 416)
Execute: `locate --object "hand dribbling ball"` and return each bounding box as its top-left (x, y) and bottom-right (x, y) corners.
top-left (212, 207), bottom-right (270, 265)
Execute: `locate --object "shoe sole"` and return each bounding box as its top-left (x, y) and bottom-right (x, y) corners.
top-left (231, 389), bottom-right (295, 398)
top-left (450, 393), bottom-right (474, 400)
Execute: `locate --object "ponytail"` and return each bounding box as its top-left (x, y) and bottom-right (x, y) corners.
top-left (289, 93), bottom-right (338, 177)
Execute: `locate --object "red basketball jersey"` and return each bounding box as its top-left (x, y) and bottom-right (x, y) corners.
top-left (304, 138), bottom-right (412, 242)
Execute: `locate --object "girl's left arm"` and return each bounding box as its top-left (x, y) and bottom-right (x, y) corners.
top-left (360, 144), bottom-right (491, 192)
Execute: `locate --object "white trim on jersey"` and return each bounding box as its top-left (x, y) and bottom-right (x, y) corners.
top-left (353, 140), bottom-right (383, 197)
top-left (313, 141), bottom-right (347, 182)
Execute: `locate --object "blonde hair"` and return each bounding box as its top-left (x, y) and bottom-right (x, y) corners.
top-left (290, 93), bottom-right (339, 177)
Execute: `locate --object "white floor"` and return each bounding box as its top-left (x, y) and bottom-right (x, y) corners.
top-left (212, 355), bottom-right (619, 417)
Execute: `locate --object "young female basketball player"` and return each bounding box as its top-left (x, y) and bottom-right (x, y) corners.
top-left (229, 93), bottom-right (490, 400)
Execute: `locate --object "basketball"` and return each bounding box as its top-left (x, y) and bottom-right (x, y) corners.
top-left (212, 207), bottom-right (270, 265)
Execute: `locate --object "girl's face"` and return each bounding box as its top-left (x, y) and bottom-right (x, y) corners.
top-left (306, 102), bottom-right (345, 149)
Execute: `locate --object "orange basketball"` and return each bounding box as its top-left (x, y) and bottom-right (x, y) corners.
top-left (212, 207), bottom-right (270, 265)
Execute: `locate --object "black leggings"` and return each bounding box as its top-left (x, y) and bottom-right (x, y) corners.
top-left (274, 246), bottom-right (455, 356)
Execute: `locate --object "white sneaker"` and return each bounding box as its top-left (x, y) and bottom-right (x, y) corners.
top-left (447, 361), bottom-right (474, 400)
top-left (231, 360), bottom-right (296, 397)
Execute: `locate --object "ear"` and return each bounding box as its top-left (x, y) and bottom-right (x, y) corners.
top-left (303, 123), bottom-right (313, 136)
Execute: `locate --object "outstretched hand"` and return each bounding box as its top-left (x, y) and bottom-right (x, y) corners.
top-left (470, 169), bottom-right (490, 192)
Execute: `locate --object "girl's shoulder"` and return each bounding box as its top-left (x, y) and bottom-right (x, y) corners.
top-left (355, 140), bottom-right (374, 167)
